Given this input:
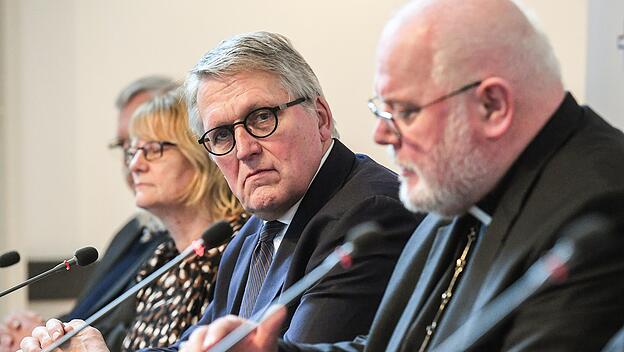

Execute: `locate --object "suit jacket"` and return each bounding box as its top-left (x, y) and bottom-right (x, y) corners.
top-left (60, 216), bottom-right (165, 343)
top-left (286, 94), bottom-right (624, 351)
top-left (143, 140), bottom-right (423, 351)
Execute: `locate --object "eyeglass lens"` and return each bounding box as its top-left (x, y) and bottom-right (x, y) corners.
top-left (124, 142), bottom-right (164, 164)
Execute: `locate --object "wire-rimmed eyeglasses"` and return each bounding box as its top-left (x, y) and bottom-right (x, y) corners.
top-left (197, 97), bottom-right (307, 156)
top-left (368, 81), bottom-right (482, 137)
top-left (124, 141), bottom-right (177, 165)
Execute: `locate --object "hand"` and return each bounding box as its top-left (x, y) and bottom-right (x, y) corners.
top-left (18, 319), bottom-right (109, 352)
top-left (181, 305), bottom-right (287, 352)
top-left (0, 311), bottom-right (44, 352)
top-left (0, 324), bottom-right (19, 352)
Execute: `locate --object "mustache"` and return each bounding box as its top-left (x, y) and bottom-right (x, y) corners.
top-left (386, 145), bottom-right (417, 173)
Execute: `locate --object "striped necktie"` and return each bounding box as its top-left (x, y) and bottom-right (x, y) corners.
top-left (239, 220), bottom-right (286, 318)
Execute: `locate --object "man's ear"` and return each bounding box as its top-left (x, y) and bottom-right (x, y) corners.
top-left (474, 77), bottom-right (514, 140)
top-left (314, 96), bottom-right (333, 141)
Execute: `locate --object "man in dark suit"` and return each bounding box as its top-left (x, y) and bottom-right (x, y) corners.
top-left (18, 33), bottom-right (421, 352)
top-left (148, 31), bottom-right (420, 349)
top-left (0, 76), bottom-right (173, 352)
top-left (175, 0), bottom-right (624, 351)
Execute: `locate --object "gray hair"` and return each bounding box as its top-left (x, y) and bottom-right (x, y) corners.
top-left (115, 75), bottom-right (177, 110)
top-left (185, 31), bottom-right (339, 138)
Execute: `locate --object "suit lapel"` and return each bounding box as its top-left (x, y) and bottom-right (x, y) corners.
top-left (91, 236), bottom-right (166, 314)
top-left (75, 217), bottom-right (141, 305)
top-left (386, 219), bottom-right (458, 352)
top-left (247, 140), bottom-right (356, 314)
top-left (103, 218), bottom-right (143, 266)
top-left (280, 140), bottom-right (354, 282)
top-left (364, 215), bottom-right (446, 352)
top-left (84, 218), bottom-right (167, 315)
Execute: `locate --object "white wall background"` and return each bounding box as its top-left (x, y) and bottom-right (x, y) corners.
top-left (0, 0), bottom-right (600, 316)
top-left (586, 0), bottom-right (624, 128)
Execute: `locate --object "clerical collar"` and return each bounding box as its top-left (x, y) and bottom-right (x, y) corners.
top-left (468, 206), bottom-right (491, 226)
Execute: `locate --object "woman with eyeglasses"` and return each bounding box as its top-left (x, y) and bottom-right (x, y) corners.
top-left (115, 88), bottom-right (247, 351)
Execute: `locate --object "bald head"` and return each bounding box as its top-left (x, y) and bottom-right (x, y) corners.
top-left (380, 0), bottom-right (563, 99)
top-left (373, 0), bottom-right (567, 216)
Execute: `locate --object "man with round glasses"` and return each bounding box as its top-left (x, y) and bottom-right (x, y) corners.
top-left (17, 32), bottom-right (422, 352)
top-left (170, 31), bottom-right (420, 345)
top-left (197, 97), bottom-right (306, 156)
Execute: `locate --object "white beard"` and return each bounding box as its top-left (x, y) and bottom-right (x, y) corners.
top-left (394, 102), bottom-right (490, 217)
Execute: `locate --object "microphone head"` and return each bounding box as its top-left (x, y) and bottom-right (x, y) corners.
top-left (201, 221), bottom-right (234, 249)
top-left (346, 222), bottom-right (382, 257)
top-left (0, 250), bottom-right (20, 268)
top-left (74, 246), bottom-right (99, 266)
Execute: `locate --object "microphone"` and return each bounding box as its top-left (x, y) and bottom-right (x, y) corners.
top-left (0, 250), bottom-right (20, 268)
top-left (43, 220), bottom-right (233, 352)
top-left (0, 246), bottom-right (98, 298)
top-left (208, 221), bottom-right (381, 352)
top-left (431, 213), bottom-right (616, 352)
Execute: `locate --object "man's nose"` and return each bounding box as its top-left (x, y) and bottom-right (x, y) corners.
top-left (234, 126), bottom-right (262, 160)
top-left (373, 119), bottom-right (401, 148)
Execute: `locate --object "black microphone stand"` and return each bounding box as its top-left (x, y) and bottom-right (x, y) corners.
top-left (0, 249), bottom-right (96, 298)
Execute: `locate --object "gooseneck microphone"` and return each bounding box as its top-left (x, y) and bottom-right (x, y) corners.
top-left (0, 246), bottom-right (98, 298)
top-left (208, 221), bottom-right (381, 352)
top-left (0, 251), bottom-right (20, 268)
top-left (431, 214), bottom-right (615, 352)
top-left (43, 220), bottom-right (233, 352)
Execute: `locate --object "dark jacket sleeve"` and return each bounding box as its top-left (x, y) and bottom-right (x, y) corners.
top-left (494, 221), bottom-right (624, 351)
top-left (280, 195), bottom-right (421, 344)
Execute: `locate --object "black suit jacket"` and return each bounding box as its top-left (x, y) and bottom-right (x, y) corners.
top-left (286, 94), bottom-right (624, 351)
top-left (144, 140), bottom-right (423, 351)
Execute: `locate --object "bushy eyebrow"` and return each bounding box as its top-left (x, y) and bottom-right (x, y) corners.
top-left (379, 97), bottom-right (420, 112)
top-left (206, 100), bottom-right (275, 130)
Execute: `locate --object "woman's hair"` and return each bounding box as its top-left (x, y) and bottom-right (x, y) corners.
top-left (129, 87), bottom-right (244, 220)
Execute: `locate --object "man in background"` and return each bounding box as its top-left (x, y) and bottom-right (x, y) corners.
top-left (0, 75), bottom-right (175, 352)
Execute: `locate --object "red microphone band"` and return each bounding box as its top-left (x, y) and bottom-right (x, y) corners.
top-left (545, 254), bottom-right (568, 283)
top-left (64, 260), bottom-right (71, 271)
top-left (192, 240), bottom-right (205, 256)
top-left (335, 247), bottom-right (353, 269)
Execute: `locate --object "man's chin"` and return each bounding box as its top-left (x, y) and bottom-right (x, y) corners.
top-left (399, 182), bottom-right (425, 214)
top-left (243, 196), bottom-right (281, 220)
top-left (399, 181), bottom-right (468, 218)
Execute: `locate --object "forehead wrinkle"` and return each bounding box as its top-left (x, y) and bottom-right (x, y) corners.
top-left (201, 72), bottom-right (285, 120)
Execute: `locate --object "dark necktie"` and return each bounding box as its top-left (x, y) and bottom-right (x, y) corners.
top-left (239, 220), bottom-right (286, 318)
